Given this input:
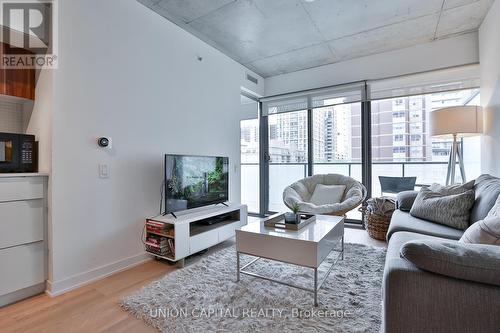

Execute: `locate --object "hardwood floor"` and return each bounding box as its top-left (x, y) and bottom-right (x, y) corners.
top-left (0, 260), bottom-right (174, 333)
top-left (0, 223), bottom-right (385, 333)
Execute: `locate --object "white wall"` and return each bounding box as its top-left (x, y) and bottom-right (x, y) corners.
top-left (48, 0), bottom-right (262, 294)
top-left (26, 69), bottom-right (54, 282)
top-left (265, 32), bottom-right (479, 96)
top-left (26, 70), bottom-right (53, 174)
top-left (480, 0), bottom-right (500, 176)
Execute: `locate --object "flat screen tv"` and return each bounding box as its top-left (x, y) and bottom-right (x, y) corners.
top-left (164, 154), bottom-right (229, 214)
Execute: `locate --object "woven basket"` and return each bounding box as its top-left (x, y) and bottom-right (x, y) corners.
top-left (359, 197), bottom-right (395, 241)
top-left (364, 212), bottom-right (391, 240)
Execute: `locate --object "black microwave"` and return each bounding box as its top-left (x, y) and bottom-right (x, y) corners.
top-left (0, 132), bottom-right (38, 173)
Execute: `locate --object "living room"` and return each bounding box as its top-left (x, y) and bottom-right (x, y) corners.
top-left (0, 0), bottom-right (499, 332)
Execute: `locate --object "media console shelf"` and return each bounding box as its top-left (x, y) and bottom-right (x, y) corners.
top-left (145, 203), bottom-right (247, 267)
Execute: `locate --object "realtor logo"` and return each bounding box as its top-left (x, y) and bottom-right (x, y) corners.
top-left (0, 0), bottom-right (58, 68)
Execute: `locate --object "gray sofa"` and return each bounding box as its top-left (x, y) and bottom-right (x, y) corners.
top-left (382, 174), bottom-right (500, 333)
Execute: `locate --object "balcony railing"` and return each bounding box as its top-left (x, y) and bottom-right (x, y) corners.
top-left (240, 161), bottom-right (468, 218)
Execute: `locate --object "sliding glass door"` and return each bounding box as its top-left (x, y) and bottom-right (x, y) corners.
top-left (267, 110), bottom-right (308, 212)
top-left (261, 84), bottom-right (366, 220)
top-left (312, 103), bottom-right (362, 179)
top-left (240, 94), bottom-right (260, 214)
top-left (312, 103), bottom-right (362, 219)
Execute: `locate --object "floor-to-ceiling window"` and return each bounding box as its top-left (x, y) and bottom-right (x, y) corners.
top-left (312, 102), bottom-right (362, 219)
top-left (249, 65), bottom-right (480, 223)
top-left (268, 110), bottom-right (308, 212)
top-left (370, 88), bottom-right (481, 197)
top-left (261, 84), bottom-right (365, 219)
top-left (240, 94), bottom-right (260, 214)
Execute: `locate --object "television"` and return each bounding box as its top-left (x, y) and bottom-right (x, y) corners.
top-left (164, 154), bottom-right (229, 214)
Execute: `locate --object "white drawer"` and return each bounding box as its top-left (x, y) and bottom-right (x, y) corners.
top-left (0, 178), bottom-right (44, 202)
top-left (0, 242), bottom-right (45, 295)
top-left (218, 222), bottom-right (238, 242)
top-left (0, 200), bottom-right (44, 249)
top-left (190, 229), bottom-right (218, 254)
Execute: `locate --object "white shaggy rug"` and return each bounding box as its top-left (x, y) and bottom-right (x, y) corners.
top-left (121, 243), bottom-right (386, 333)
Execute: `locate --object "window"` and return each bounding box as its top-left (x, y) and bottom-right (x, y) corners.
top-left (250, 66), bottom-right (480, 222)
top-left (392, 111), bottom-right (405, 118)
top-left (312, 103), bottom-right (362, 220)
top-left (393, 123), bottom-right (405, 134)
top-left (410, 134), bottom-right (421, 142)
top-left (394, 134), bottom-right (404, 142)
top-left (240, 93), bottom-right (260, 214)
top-left (392, 147), bottom-right (406, 153)
top-left (268, 110), bottom-right (308, 212)
top-left (371, 88), bottom-right (480, 196)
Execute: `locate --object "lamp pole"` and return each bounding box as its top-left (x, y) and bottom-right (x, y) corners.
top-left (446, 133), bottom-right (466, 186)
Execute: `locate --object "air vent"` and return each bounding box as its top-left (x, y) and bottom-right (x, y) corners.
top-left (246, 73), bottom-right (258, 85)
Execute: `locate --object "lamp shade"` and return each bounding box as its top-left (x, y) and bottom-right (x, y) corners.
top-left (429, 105), bottom-right (483, 138)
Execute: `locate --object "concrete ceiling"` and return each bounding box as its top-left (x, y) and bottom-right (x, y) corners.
top-left (138, 0), bottom-right (494, 78)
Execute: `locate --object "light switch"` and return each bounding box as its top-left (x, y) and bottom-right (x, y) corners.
top-left (99, 164), bottom-right (109, 178)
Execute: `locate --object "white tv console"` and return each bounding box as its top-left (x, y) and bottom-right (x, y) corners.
top-left (145, 203), bottom-right (247, 267)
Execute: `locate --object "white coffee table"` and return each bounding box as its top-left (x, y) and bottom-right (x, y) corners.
top-left (235, 215), bottom-right (344, 306)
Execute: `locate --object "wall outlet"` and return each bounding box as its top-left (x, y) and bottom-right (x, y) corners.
top-left (98, 164), bottom-right (109, 178)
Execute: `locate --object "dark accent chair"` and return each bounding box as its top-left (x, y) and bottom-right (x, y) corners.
top-left (379, 176), bottom-right (417, 195)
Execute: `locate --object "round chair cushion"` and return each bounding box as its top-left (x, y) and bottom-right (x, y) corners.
top-left (283, 174), bottom-right (366, 215)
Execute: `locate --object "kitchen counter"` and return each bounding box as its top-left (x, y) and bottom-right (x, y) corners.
top-left (0, 173), bottom-right (49, 178)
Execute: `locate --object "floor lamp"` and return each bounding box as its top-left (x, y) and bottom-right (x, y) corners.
top-left (430, 106), bottom-right (483, 186)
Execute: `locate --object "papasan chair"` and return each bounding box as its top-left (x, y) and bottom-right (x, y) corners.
top-left (283, 174), bottom-right (367, 216)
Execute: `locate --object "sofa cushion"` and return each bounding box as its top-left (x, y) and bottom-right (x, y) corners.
top-left (486, 195), bottom-right (500, 219)
top-left (400, 239), bottom-right (500, 287)
top-left (460, 217), bottom-right (500, 245)
top-left (387, 210), bottom-right (464, 241)
top-left (309, 184), bottom-right (345, 206)
top-left (383, 231), bottom-right (500, 333)
top-left (386, 230), bottom-right (442, 261)
top-left (409, 187), bottom-right (475, 230)
top-left (396, 190), bottom-right (418, 212)
top-left (429, 180), bottom-right (474, 195)
top-left (471, 174), bottom-right (500, 223)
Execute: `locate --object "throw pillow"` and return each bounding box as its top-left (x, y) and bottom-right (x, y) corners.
top-left (410, 187), bottom-right (475, 230)
top-left (486, 195), bottom-right (500, 219)
top-left (309, 184), bottom-right (346, 206)
top-left (396, 190), bottom-right (418, 212)
top-left (400, 240), bottom-right (500, 287)
top-left (429, 180), bottom-right (475, 195)
top-left (460, 217), bottom-right (500, 245)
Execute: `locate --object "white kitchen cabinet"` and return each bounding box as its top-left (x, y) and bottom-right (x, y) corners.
top-left (0, 174), bottom-right (48, 307)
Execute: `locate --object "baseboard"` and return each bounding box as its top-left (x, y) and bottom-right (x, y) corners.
top-left (46, 252), bottom-right (152, 297)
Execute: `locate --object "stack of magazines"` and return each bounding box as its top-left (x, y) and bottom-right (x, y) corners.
top-left (145, 234), bottom-right (175, 257)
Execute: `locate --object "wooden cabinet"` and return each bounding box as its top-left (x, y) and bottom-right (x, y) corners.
top-left (0, 42), bottom-right (36, 100)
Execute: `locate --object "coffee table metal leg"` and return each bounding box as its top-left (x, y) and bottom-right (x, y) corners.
top-left (341, 235), bottom-right (344, 260)
top-left (314, 268), bottom-right (318, 307)
top-left (236, 251), bottom-right (240, 282)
